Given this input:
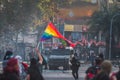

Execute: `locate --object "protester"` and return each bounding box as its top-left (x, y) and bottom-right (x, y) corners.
top-left (85, 56), bottom-right (102, 80)
top-left (2, 50), bottom-right (14, 70)
top-left (3, 50), bottom-right (14, 60)
top-left (15, 55), bottom-right (28, 80)
top-left (2, 58), bottom-right (20, 80)
top-left (93, 60), bottom-right (112, 80)
top-left (98, 53), bottom-right (104, 62)
top-left (89, 52), bottom-right (96, 66)
top-left (26, 48), bottom-right (44, 80)
top-left (70, 54), bottom-right (80, 80)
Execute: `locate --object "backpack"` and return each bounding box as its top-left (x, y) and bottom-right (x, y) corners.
top-left (86, 65), bottom-right (101, 80)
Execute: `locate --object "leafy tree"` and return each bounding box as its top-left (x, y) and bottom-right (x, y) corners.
top-left (0, 0), bottom-right (72, 53)
top-left (89, 4), bottom-right (120, 58)
top-left (0, 0), bottom-right (72, 33)
top-left (37, 0), bottom-right (72, 22)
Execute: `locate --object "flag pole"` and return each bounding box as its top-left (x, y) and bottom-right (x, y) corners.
top-left (33, 41), bottom-right (40, 55)
top-left (37, 41), bottom-right (40, 49)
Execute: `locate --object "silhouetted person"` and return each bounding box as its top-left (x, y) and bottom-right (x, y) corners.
top-left (26, 58), bottom-right (44, 80)
top-left (94, 60), bottom-right (112, 80)
top-left (26, 48), bottom-right (44, 80)
top-left (90, 53), bottom-right (96, 66)
top-left (98, 53), bottom-right (104, 62)
top-left (85, 56), bottom-right (102, 80)
top-left (70, 55), bottom-right (80, 80)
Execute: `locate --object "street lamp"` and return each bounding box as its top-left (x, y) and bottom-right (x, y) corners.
top-left (109, 13), bottom-right (120, 60)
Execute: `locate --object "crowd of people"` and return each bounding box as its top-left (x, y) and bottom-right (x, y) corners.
top-left (0, 48), bottom-right (120, 80)
top-left (84, 53), bottom-right (120, 80)
top-left (69, 51), bottom-right (120, 80)
top-left (0, 48), bottom-right (44, 80)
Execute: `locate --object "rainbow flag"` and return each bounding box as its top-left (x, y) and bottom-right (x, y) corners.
top-left (40, 22), bottom-right (77, 48)
top-left (40, 22), bottom-right (66, 41)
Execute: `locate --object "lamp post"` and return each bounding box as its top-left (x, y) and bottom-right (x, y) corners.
top-left (109, 13), bottom-right (120, 60)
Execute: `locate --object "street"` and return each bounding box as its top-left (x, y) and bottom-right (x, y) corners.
top-left (42, 64), bottom-right (119, 80)
top-left (0, 0), bottom-right (120, 80)
top-left (0, 63), bottom-right (119, 80)
top-left (43, 65), bottom-right (87, 80)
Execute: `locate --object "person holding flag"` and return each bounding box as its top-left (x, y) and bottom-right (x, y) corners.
top-left (26, 48), bottom-right (44, 80)
top-left (40, 22), bottom-right (77, 48)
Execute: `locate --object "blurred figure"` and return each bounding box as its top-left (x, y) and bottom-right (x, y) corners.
top-left (85, 56), bottom-right (102, 80)
top-left (2, 58), bottom-right (20, 80)
top-left (94, 60), bottom-right (112, 80)
top-left (90, 52), bottom-right (96, 66)
top-left (98, 53), bottom-right (104, 62)
top-left (3, 50), bottom-right (13, 60)
top-left (15, 55), bottom-right (28, 80)
top-left (2, 51), bottom-right (14, 70)
top-left (26, 48), bottom-right (44, 80)
top-left (70, 54), bottom-right (80, 80)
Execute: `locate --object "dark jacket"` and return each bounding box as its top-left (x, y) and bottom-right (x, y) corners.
top-left (70, 57), bottom-right (80, 70)
top-left (27, 58), bottom-right (44, 80)
top-left (27, 66), bottom-right (44, 80)
top-left (94, 71), bottom-right (109, 80)
top-left (1, 72), bottom-right (20, 80)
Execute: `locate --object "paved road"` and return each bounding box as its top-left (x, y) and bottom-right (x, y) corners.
top-left (0, 63), bottom-right (119, 80)
top-left (43, 64), bottom-right (92, 80)
top-left (42, 64), bottom-right (119, 80)
top-left (43, 66), bottom-right (86, 80)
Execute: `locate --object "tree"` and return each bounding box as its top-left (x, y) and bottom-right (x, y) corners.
top-left (0, 0), bottom-right (72, 52)
top-left (89, 4), bottom-right (120, 58)
top-left (37, 0), bottom-right (73, 22)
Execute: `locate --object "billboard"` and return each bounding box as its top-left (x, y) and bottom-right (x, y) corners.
top-left (64, 24), bottom-right (74, 31)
